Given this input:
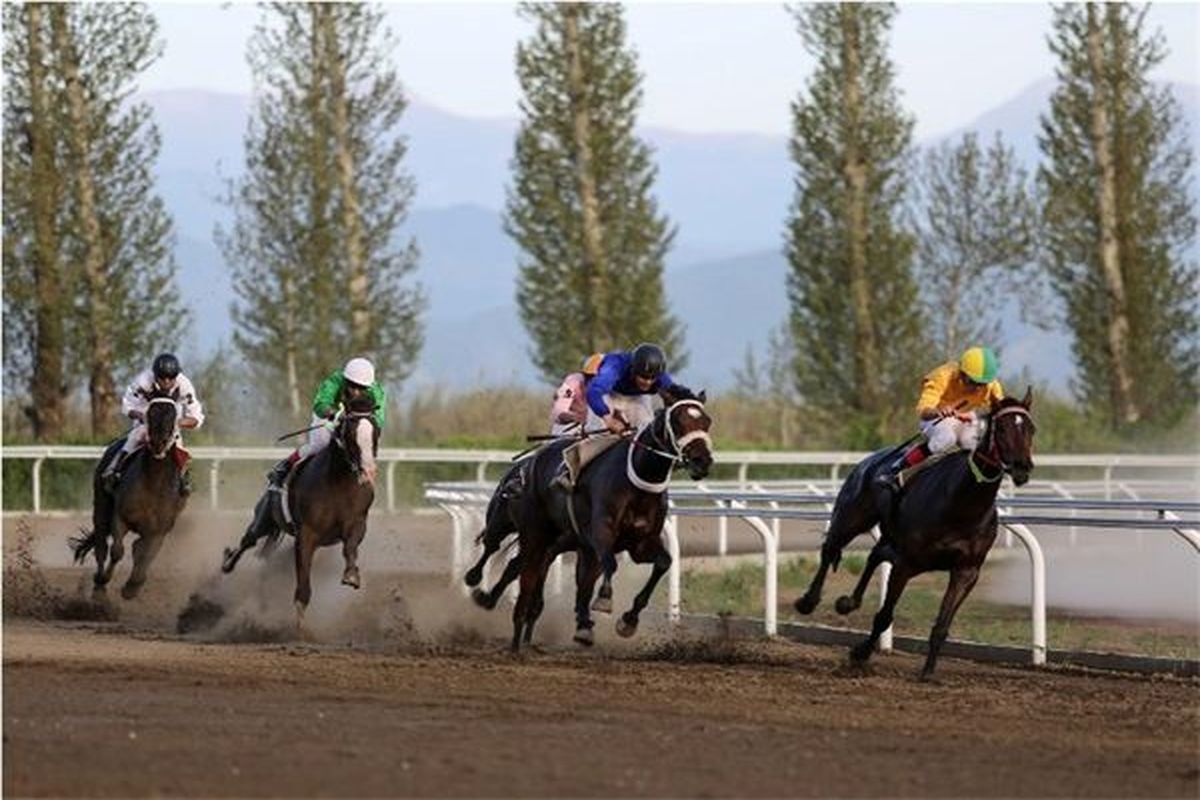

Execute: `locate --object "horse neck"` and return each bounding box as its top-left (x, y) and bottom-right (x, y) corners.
top-left (628, 426), bottom-right (673, 488)
top-left (138, 446), bottom-right (177, 487)
top-left (945, 451), bottom-right (1004, 511)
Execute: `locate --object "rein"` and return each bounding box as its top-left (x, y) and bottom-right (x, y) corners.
top-left (626, 399), bottom-right (713, 493)
top-left (968, 405), bottom-right (1031, 484)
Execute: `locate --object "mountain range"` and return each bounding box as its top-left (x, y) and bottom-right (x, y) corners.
top-left (152, 80), bottom-right (1198, 393)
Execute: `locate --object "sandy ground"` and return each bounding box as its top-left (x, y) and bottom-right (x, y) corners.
top-left (3, 509), bottom-right (1198, 797)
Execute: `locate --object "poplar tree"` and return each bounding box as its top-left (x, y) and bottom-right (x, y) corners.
top-left (1039, 3), bottom-right (1197, 429)
top-left (506, 2), bottom-right (682, 382)
top-left (784, 3), bottom-right (921, 421)
top-left (3, 2), bottom-right (182, 439)
top-left (221, 2), bottom-right (423, 415)
top-left (912, 132), bottom-right (1040, 359)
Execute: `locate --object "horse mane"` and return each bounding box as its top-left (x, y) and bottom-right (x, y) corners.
top-left (661, 383), bottom-right (700, 405)
top-left (346, 394), bottom-right (378, 415)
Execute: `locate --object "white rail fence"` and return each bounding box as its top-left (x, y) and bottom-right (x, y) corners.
top-left (4, 445), bottom-right (1197, 514)
top-left (425, 482), bottom-right (1200, 668)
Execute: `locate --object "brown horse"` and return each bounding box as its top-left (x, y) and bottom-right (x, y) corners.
top-left (476, 391), bottom-right (714, 651)
top-left (221, 397), bottom-right (379, 629)
top-left (72, 396), bottom-right (187, 599)
top-left (793, 390), bottom-right (1036, 679)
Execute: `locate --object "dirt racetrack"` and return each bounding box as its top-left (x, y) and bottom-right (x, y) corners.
top-left (5, 619), bottom-right (1198, 798)
top-left (3, 510), bottom-right (1199, 797)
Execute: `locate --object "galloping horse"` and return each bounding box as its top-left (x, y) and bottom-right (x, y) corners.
top-left (793, 390), bottom-right (1036, 679)
top-left (72, 395), bottom-right (187, 599)
top-left (221, 395), bottom-right (379, 628)
top-left (476, 390), bottom-right (714, 651)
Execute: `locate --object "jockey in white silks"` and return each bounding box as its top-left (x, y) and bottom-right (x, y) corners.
top-left (102, 352), bottom-right (205, 495)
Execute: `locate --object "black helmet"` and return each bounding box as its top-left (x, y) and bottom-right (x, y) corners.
top-left (631, 343), bottom-right (666, 380)
top-left (152, 352), bottom-right (181, 381)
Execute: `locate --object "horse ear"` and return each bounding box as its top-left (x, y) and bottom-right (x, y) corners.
top-left (1022, 385), bottom-right (1034, 409)
top-left (699, 389), bottom-right (707, 404)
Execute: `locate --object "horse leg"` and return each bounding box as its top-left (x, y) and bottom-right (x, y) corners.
top-left (510, 542), bottom-right (545, 653)
top-left (849, 562), bottom-right (913, 665)
top-left (473, 551), bottom-right (522, 610)
top-left (341, 520), bottom-right (366, 589)
top-left (795, 495), bottom-right (876, 614)
top-left (222, 494), bottom-right (272, 573)
top-left (121, 533), bottom-right (165, 600)
top-left (573, 548), bottom-right (601, 646)
top-left (835, 540), bottom-right (895, 615)
top-left (464, 502), bottom-right (512, 588)
top-left (523, 536), bottom-right (572, 646)
top-left (293, 529), bottom-right (316, 632)
top-left (920, 565), bottom-right (980, 681)
top-left (589, 520), bottom-right (618, 615)
top-left (616, 538), bottom-right (671, 638)
top-left (98, 517), bottom-right (128, 592)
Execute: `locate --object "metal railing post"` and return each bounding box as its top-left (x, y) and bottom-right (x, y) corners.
top-left (387, 461), bottom-right (397, 512)
top-left (665, 515), bottom-right (681, 625)
top-left (209, 459), bottom-right (221, 511)
top-left (1004, 523), bottom-right (1046, 666)
top-left (32, 457), bottom-right (44, 513)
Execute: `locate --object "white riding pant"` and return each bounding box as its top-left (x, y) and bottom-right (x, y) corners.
top-left (920, 415), bottom-right (984, 454)
top-left (296, 414), bottom-right (333, 460)
top-left (585, 393), bottom-right (655, 432)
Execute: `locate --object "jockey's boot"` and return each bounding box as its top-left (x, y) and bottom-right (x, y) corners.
top-left (102, 450), bottom-right (130, 493)
top-left (266, 455), bottom-right (295, 491)
top-left (876, 444), bottom-right (929, 493)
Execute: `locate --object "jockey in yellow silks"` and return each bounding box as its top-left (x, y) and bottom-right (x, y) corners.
top-left (879, 346), bottom-right (1004, 491)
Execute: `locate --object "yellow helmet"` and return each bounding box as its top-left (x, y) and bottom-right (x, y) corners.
top-left (959, 347), bottom-right (998, 384)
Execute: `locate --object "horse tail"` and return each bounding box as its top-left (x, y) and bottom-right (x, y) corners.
top-left (69, 527), bottom-right (103, 564)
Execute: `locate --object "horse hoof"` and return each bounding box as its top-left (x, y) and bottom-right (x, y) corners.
top-left (849, 644), bottom-right (873, 665)
top-left (794, 594), bottom-right (819, 615)
top-left (341, 568), bottom-right (361, 590)
top-left (834, 595), bottom-right (858, 615)
top-left (464, 567), bottom-right (482, 587)
top-left (615, 614), bottom-right (638, 638)
top-left (220, 547), bottom-right (240, 574)
top-left (120, 582), bottom-right (142, 601)
top-left (471, 588), bottom-right (496, 610)
top-left (591, 596), bottom-right (613, 614)
top-left (573, 627), bottom-right (595, 647)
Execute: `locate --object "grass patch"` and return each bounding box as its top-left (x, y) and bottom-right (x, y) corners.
top-left (680, 554), bottom-right (1199, 660)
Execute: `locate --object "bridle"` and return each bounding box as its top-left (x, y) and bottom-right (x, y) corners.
top-left (146, 396), bottom-right (179, 459)
top-left (626, 399), bottom-right (714, 493)
top-left (333, 409), bottom-right (377, 476)
top-left (969, 405), bottom-right (1034, 483)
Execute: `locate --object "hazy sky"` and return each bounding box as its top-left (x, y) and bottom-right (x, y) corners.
top-left (146, 2), bottom-right (1198, 139)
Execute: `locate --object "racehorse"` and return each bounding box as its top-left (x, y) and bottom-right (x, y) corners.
top-left (476, 390), bottom-right (713, 652)
top-left (793, 390), bottom-right (1036, 679)
top-left (220, 395), bottom-right (379, 629)
top-left (72, 395), bottom-right (187, 599)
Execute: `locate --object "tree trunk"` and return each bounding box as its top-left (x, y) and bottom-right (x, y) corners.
top-left (307, 4), bottom-right (335, 376)
top-left (1086, 3), bottom-right (1139, 425)
top-left (25, 4), bottom-right (65, 441)
top-left (284, 273), bottom-right (301, 417)
top-left (840, 5), bottom-right (881, 413)
top-left (51, 5), bottom-right (117, 437)
top-left (322, 6), bottom-right (370, 354)
top-left (564, 6), bottom-right (607, 353)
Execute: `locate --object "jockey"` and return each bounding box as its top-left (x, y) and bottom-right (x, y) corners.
top-left (548, 353), bottom-right (604, 436)
top-left (266, 357), bottom-right (386, 490)
top-left (102, 352), bottom-right (205, 494)
top-left (878, 346), bottom-right (1004, 491)
top-left (552, 342), bottom-right (686, 491)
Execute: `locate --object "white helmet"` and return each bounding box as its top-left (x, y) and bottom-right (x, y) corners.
top-left (343, 357), bottom-right (375, 387)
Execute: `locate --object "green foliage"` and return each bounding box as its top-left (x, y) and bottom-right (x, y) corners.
top-left (785, 3), bottom-right (922, 417)
top-left (506, 3), bottom-right (683, 382)
top-left (219, 2), bottom-right (424, 417)
top-left (912, 132), bottom-right (1043, 359)
top-left (1039, 3), bottom-right (1198, 431)
top-left (2, 3), bottom-right (183, 440)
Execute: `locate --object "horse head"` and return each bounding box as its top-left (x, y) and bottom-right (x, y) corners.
top-left (145, 396), bottom-right (179, 460)
top-left (987, 387), bottom-right (1036, 486)
top-left (659, 387), bottom-right (713, 481)
top-left (335, 394), bottom-right (380, 487)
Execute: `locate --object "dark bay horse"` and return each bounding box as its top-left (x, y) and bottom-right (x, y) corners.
top-left (793, 390), bottom-right (1036, 679)
top-left (72, 396), bottom-right (187, 599)
top-left (478, 393), bottom-right (714, 651)
top-left (221, 399), bottom-right (379, 629)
